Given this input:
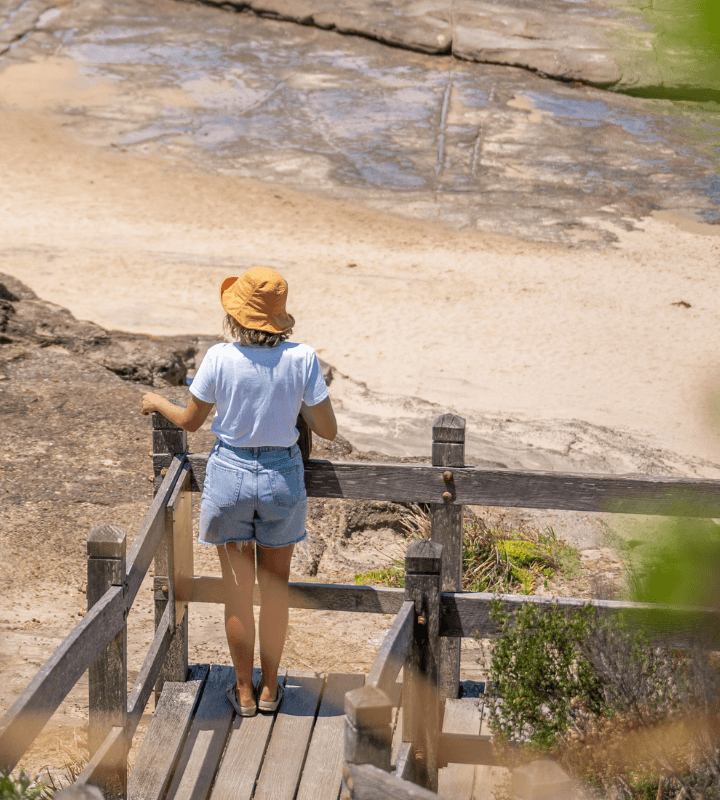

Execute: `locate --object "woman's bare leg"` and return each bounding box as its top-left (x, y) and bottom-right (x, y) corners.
top-left (256, 543), bottom-right (294, 702)
top-left (217, 542), bottom-right (256, 707)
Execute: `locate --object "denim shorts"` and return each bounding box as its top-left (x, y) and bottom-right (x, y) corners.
top-left (199, 439), bottom-right (307, 549)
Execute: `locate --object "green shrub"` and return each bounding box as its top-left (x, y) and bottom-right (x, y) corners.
top-left (0, 772), bottom-right (54, 800)
top-left (487, 602), bottom-right (605, 750)
top-left (487, 602), bottom-right (720, 799)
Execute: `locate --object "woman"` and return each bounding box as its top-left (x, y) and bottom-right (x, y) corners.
top-left (141, 266), bottom-right (337, 716)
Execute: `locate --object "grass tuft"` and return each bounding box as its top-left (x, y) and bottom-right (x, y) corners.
top-left (354, 506), bottom-right (580, 595)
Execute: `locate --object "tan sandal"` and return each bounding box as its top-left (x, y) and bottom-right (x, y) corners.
top-left (257, 680), bottom-right (284, 713)
top-left (227, 682), bottom-right (257, 717)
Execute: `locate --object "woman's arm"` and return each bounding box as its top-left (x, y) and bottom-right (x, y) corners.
top-left (300, 396), bottom-right (337, 441)
top-left (141, 392), bottom-right (214, 433)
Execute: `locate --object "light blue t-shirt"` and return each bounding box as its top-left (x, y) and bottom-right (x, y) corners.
top-left (189, 342), bottom-right (329, 447)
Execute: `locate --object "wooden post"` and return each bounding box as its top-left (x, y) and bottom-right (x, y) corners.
top-left (343, 686), bottom-right (393, 799)
top-left (152, 409), bottom-right (188, 495)
top-left (87, 524), bottom-right (127, 800)
top-left (152, 411), bottom-right (189, 700)
top-left (430, 413), bottom-right (465, 703)
top-left (402, 539), bottom-right (443, 792)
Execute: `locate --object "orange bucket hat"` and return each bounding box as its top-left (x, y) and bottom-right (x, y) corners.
top-left (220, 266), bottom-right (295, 334)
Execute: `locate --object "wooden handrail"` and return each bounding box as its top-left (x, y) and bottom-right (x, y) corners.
top-left (0, 585), bottom-right (126, 771)
top-left (0, 461), bottom-right (184, 773)
top-left (126, 602), bottom-right (173, 738)
top-left (153, 453), bottom-right (720, 516)
top-left (441, 590), bottom-right (720, 647)
top-left (74, 602), bottom-right (175, 792)
top-left (184, 576), bottom-right (720, 646)
top-left (366, 601), bottom-right (414, 694)
top-left (185, 576), bottom-right (405, 613)
top-left (125, 456), bottom-right (185, 609)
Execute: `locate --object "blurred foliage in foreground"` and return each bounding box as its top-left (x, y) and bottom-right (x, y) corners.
top-left (626, 0), bottom-right (720, 100)
top-left (489, 602), bottom-right (720, 799)
top-left (0, 771), bottom-right (54, 800)
top-left (628, 501), bottom-right (720, 612)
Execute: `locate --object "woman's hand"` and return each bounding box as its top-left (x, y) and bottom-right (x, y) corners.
top-left (141, 393), bottom-right (161, 416)
top-left (140, 392), bottom-right (214, 432)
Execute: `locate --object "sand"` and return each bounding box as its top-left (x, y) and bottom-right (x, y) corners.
top-left (1, 105), bottom-right (720, 468)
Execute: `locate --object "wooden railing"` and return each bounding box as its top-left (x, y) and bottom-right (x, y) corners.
top-left (1, 411), bottom-right (720, 800)
top-left (0, 455), bottom-right (188, 798)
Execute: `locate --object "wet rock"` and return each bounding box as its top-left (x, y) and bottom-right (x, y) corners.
top-left (0, 273), bottom-right (196, 387)
top-left (199, 0), bottom-right (453, 54)
top-left (451, 0), bottom-right (630, 86)
top-left (0, 0), bottom-right (61, 56)
top-left (197, 0), bottom-right (715, 94)
top-left (22, 0), bottom-right (717, 247)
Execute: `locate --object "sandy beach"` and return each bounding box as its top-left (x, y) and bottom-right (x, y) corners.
top-left (2, 103), bottom-right (720, 469)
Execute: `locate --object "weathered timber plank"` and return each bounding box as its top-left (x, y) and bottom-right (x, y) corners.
top-left (154, 464), bottom-right (191, 698)
top-left (152, 408), bottom-right (186, 431)
top-left (165, 664), bottom-right (235, 800)
top-left (366, 602), bottom-right (413, 694)
top-left (391, 706), bottom-right (405, 771)
top-left (254, 673), bottom-right (324, 800)
top-left (76, 726), bottom-right (126, 791)
top-left (187, 579), bottom-right (720, 645)
top-left (153, 429), bottom-right (187, 456)
top-left (210, 668), bottom-right (280, 800)
top-left (0, 586), bottom-right (126, 771)
top-left (188, 577), bottom-right (405, 614)
top-left (87, 525), bottom-right (128, 800)
top-left (345, 685), bottom-right (393, 772)
top-left (296, 673), bottom-right (365, 800)
top-left (438, 733), bottom-right (496, 767)
top-left (431, 415), bottom-right (465, 703)
top-left (387, 681), bottom-right (403, 771)
top-left (125, 456), bottom-right (185, 609)
top-left (348, 763), bottom-right (450, 800)
top-left (472, 767), bottom-right (510, 800)
top-left (438, 699), bottom-right (483, 799)
top-left (126, 602), bottom-right (173, 738)
top-left (170, 465), bottom-right (193, 628)
top-left (87, 524), bottom-right (126, 560)
top-left (395, 740), bottom-right (413, 781)
top-left (87, 530), bottom-right (127, 768)
top-left (441, 592), bottom-right (720, 646)
top-left (161, 454), bottom-right (720, 516)
top-left (433, 414), bottom-right (466, 444)
top-left (403, 540), bottom-right (442, 791)
top-left (128, 664), bottom-right (208, 800)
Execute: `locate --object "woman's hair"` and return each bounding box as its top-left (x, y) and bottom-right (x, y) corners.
top-left (223, 313), bottom-right (292, 348)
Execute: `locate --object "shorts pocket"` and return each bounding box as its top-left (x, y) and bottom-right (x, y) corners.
top-left (269, 464), bottom-right (304, 509)
top-left (204, 460), bottom-right (243, 507)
